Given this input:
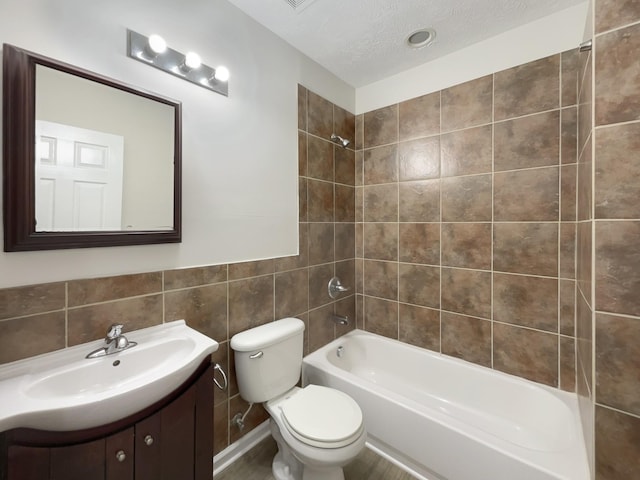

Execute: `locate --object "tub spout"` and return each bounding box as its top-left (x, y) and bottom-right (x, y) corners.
top-left (331, 314), bottom-right (349, 326)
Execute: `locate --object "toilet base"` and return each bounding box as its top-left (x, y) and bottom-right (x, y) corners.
top-left (269, 420), bottom-right (347, 480)
top-left (271, 420), bottom-right (303, 480)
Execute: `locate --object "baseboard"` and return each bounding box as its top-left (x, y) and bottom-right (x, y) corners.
top-left (213, 420), bottom-right (271, 477)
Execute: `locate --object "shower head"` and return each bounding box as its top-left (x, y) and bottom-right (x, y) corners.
top-left (330, 133), bottom-right (350, 149)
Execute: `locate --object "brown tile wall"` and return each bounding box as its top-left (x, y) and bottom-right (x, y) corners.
top-left (590, 1), bottom-right (640, 478)
top-left (355, 51), bottom-right (579, 390)
top-left (0, 85), bottom-right (355, 460)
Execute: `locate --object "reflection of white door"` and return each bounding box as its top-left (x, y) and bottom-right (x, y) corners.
top-left (35, 121), bottom-right (124, 231)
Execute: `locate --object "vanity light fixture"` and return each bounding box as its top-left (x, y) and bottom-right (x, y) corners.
top-left (127, 29), bottom-right (229, 97)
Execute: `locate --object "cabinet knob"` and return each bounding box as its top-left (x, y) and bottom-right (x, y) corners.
top-left (144, 434), bottom-right (154, 446)
top-left (116, 450), bottom-right (126, 462)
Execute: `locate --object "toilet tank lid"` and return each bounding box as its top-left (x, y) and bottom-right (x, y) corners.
top-left (230, 317), bottom-right (305, 352)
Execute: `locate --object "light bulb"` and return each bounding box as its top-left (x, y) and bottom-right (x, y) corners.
top-left (184, 52), bottom-right (202, 70)
top-left (147, 34), bottom-right (167, 55)
top-left (214, 66), bottom-right (230, 82)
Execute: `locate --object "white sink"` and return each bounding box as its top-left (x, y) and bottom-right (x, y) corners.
top-left (0, 320), bottom-right (218, 432)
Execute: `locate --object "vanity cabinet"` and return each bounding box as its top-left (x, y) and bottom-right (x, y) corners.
top-left (0, 361), bottom-right (214, 480)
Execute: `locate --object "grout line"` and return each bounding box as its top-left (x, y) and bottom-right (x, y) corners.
top-left (490, 72), bottom-right (495, 369)
top-left (594, 309), bottom-right (640, 321)
top-left (356, 163), bottom-right (562, 188)
top-left (441, 120), bottom-right (493, 136)
top-left (359, 121), bottom-right (366, 332)
top-left (594, 402), bottom-right (640, 421)
top-left (593, 117), bottom-right (640, 130)
top-left (303, 92), bottom-right (310, 354)
top-left (64, 282), bottom-right (69, 348)
top-left (0, 308), bottom-right (69, 324)
top-left (592, 218), bottom-right (640, 222)
top-left (572, 278), bottom-right (578, 381)
top-left (226, 256), bottom-right (231, 446)
top-left (272, 270), bottom-right (276, 322)
top-left (593, 17), bottom-right (640, 38)
top-left (490, 318), bottom-right (564, 336)
top-left (226, 265), bottom-right (230, 355)
top-left (492, 106), bottom-right (563, 126)
top-left (557, 73), bottom-right (563, 383)
top-left (396, 100), bottom-right (401, 340)
top-left (64, 291), bottom-right (164, 311)
top-left (366, 219), bottom-right (566, 224)
top-left (559, 332), bottom-right (576, 340)
top-left (361, 106), bottom-right (566, 149)
top-left (356, 293), bottom-right (566, 337)
top-left (161, 271), bottom-right (166, 324)
top-left (439, 90), bottom-right (443, 353)
top-left (590, 33), bottom-right (598, 427)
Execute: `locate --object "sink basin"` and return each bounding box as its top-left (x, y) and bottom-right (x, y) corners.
top-left (0, 320), bottom-right (218, 432)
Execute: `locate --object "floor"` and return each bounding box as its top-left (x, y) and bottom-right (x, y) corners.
top-left (215, 436), bottom-right (417, 480)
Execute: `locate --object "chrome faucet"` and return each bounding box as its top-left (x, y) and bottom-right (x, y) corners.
top-left (86, 323), bottom-right (138, 359)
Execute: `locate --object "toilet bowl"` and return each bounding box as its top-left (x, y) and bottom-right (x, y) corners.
top-left (230, 318), bottom-right (366, 480)
top-left (267, 385), bottom-right (366, 480)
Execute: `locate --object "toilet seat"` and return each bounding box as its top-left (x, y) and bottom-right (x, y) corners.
top-left (280, 384), bottom-right (364, 449)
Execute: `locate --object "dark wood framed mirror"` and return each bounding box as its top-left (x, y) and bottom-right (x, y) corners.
top-left (2, 43), bottom-right (182, 251)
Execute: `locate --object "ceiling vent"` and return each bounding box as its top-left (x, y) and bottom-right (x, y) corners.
top-left (284, 0), bottom-right (318, 13)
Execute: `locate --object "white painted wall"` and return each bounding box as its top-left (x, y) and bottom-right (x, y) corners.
top-left (356, 2), bottom-right (589, 114)
top-left (0, 0), bottom-right (354, 288)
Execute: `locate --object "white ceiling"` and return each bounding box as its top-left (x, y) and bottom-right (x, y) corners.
top-left (226, 0), bottom-right (586, 87)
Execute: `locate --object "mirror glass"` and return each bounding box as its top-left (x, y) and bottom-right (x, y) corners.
top-left (35, 66), bottom-right (175, 232)
top-left (3, 44), bottom-right (182, 251)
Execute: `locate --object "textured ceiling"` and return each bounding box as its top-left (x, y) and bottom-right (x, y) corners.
top-left (226, 0), bottom-right (585, 87)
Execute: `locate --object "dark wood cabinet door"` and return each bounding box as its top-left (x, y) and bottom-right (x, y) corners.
top-left (6, 429), bottom-right (135, 480)
top-left (194, 364), bottom-right (214, 480)
top-left (50, 437), bottom-right (105, 480)
top-left (159, 384), bottom-right (196, 480)
top-left (134, 410), bottom-right (162, 480)
top-left (135, 364), bottom-right (214, 480)
top-left (106, 427), bottom-right (134, 480)
top-left (7, 445), bottom-right (49, 480)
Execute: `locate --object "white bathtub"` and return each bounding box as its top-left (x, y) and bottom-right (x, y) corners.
top-left (302, 329), bottom-right (589, 480)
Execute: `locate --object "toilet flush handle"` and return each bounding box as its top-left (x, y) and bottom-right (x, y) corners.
top-left (249, 351), bottom-right (263, 359)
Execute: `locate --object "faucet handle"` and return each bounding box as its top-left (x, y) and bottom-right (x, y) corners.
top-left (106, 324), bottom-right (124, 340)
top-left (328, 276), bottom-right (350, 299)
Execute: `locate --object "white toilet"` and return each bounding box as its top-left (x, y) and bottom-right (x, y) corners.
top-left (230, 317), bottom-right (366, 480)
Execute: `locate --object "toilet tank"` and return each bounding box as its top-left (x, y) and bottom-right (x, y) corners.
top-left (230, 318), bottom-right (305, 403)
